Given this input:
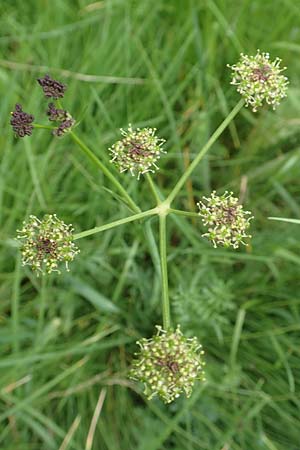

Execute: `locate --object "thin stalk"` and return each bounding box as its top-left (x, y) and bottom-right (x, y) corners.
top-left (170, 209), bottom-right (200, 218)
top-left (35, 277), bottom-right (47, 348)
top-left (167, 99), bottom-right (244, 204)
top-left (69, 131), bottom-right (140, 213)
top-left (12, 255), bottom-right (21, 353)
top-left (145, 173), bottom-right (161, 204)
top-left (74, 208), bottom-right (157, 240)
top-left (268, 217), bottom-right (300, 224)
top-left (33, 123), bottom-right (56, 130)
top-left (159, 214), bottom-right (170, 329)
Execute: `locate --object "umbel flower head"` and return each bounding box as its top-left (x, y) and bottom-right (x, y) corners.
top-left (46, 103), bottom-right (75, 137)
top-left (37, 74), bottom-right (66, 99)
top-left (109, 124), bottom-right (165, 178)
top-left (16, 214), bottom-right (79, 275)
top-left (228, 50), bottom-right (289, 112)
top-left (129, 325), bottom-right (205, 403)
top-left (10, 104), bottom-right (34, 138)
top-left (198, 191), bottom-right (253, 249)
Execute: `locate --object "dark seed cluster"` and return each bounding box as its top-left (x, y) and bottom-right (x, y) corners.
top-left (47, 103), bottom-right (69, 122)
top-left (46, 103), bottom-right (75, 136)
top-left (10, 74), bottom-right (72, 139)
top-left (10, 104), bottom-right (34, 138)
top-left (53, 118), bottom-right (75, 136)
top-left (37, 74), bottom-right (66, 99)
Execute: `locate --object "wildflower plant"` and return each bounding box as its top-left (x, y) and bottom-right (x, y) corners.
top-left (16, 214), bottom-right (79, 274)
top-left (109, 125), bottom-right (165, 178)
top-left (228, 50), bottom-right (289, 112)
top-left (197, 191), bottom-right (253, 248)
top-left (130, 326), bottom-right (205, 403)
top-left (10, 50), bottom-right (288, 403)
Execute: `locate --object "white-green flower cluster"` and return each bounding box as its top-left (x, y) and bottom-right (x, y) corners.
top-left (129, 325), bottom-right (205, 403)
top-left (228, 50), bottom-right (288, 112)
top-left (109, 125), bottom-right (165, 178)
top-left (198, 191), bottom-right (253, 249)
top-left (16, 214), bottom-right (79, 275)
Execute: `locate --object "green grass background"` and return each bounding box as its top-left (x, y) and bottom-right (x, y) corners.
top-left (1, 0), bottom-right (300, 449)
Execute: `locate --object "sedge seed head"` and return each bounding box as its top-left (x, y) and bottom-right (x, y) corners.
top-left (46, 103), bottom-right (75, 136)
top-left (197, 191), bottom-right (253, 249)
top-left (109, 124), bottom-right (165, 178)
top-left (10, 104), bottom-right (34, 138)
top-left (16, 214), bottom-right (79, 275)
top-left (228, 50), bottom-right (288, 112)
top-left (52, 118), bottom-right (75, 137)
top-left (37, 74), bottom-right (67, 99)
top-left (129, 325), bottom-right (205, 403)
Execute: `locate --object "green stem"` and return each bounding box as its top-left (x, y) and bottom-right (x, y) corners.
top-left (35, 277), bottom-right (47, 348)
top-left (33, 123), bottom-right (56, 130)
top-left (268, 217), bottom-right (300, 224)
top-left (159, 214), bottom-right (170, 329)
top-left (69, 131), bottom-right (140, 213)
top-left (170, 209), bottom-right (200, 218)
top-left (145, 173), bottom-right (161, 204)
top-left (74, 208), bottom-right (157, 240)
top-left (167, 99), bottom-right (244, 204)
top-left (12, 255), bottom-right (21, 353)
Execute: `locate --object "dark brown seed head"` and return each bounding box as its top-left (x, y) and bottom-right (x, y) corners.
top-left (52, 118), bottom-right (75, 137)
top-left (47, 103), bottom-right (68, 122)
top-left (10, 103), bottom-right (34, 138)
top-left (37, 74), bottom-right (66, 99)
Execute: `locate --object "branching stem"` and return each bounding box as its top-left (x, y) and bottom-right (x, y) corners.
top-left (74, 208), bottom-right (157, 240)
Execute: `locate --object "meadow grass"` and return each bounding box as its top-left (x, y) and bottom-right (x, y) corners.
top-left (1, 0), bottom-right (300, 449)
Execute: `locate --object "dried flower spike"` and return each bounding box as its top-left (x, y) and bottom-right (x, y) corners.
top-left (197, 191), bottom-right (253, 249)
top-left (109, 125), bottom-right (165, 178)
top-left (16, 214), bottom-right (79, 275)
top-left (37, 74), bottom-right (66, 99)
top-left (228, 50), bottom-right (288, 112)
top-left (130, 325), bottom-right (205, 403)
top-left (10, 104), bottom-right (34, 138)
